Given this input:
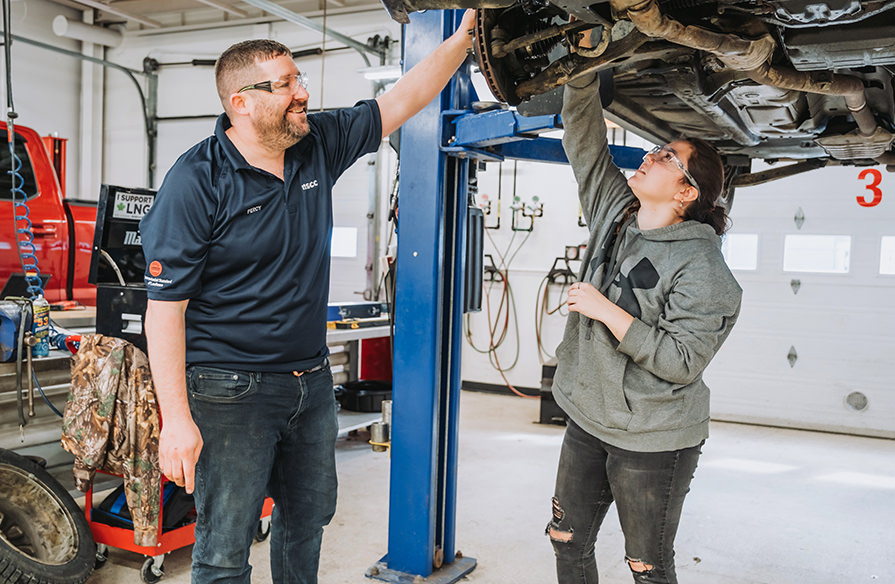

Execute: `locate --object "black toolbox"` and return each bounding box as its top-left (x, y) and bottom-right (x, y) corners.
top-left (88, 184), bottom-right (157, 353)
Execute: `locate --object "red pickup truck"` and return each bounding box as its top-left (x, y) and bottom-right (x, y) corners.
top-left (1, 123), bottom-right (96, 305)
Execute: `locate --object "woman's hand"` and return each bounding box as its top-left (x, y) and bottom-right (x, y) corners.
top-left (567, 282), bottom-right (606, 320)
top-left (568, 281), bottom-right (635, 342)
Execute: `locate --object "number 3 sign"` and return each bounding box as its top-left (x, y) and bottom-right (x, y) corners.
top-left (857, 168), bottom-right (883, 207)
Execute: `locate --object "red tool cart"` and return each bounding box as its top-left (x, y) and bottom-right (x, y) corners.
top-left (84, 473), bottom-right (274, 583)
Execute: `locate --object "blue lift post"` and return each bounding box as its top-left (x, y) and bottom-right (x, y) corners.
top-left (370, 11), bottom-right (646, 580)
top-left (368, 9), bottom-right (477, 584)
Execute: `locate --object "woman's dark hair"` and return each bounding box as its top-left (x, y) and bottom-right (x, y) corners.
top-left (682, 137), bottom-right (730, 235)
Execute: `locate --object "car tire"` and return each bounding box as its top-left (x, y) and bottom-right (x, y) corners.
top-left (0, 448), bottom-right (95, 584)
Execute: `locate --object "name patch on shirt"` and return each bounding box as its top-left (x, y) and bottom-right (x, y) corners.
top-left (301, 180), bottom-right (318, 191)
top-left (247, 205), bottom-right (262, 215)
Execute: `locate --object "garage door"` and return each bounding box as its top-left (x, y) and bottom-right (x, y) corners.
top-left (704, 164), bottom-right (894, 438)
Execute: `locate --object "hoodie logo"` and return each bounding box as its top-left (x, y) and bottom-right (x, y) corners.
top-left (614, 258), bottom-right (660, 319)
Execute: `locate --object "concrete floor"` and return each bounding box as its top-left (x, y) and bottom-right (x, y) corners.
top-left (84, 390), bottom-right (895, 584)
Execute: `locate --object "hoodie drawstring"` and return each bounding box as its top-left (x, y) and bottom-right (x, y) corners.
top-left (584, 214), bottom-right (638, 340)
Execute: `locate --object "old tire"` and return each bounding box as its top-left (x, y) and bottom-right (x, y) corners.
top-left (0, 448), bottom-right (95, 584)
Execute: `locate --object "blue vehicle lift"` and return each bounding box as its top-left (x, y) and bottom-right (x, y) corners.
top-left (370, 11), bottom-right (645, 583)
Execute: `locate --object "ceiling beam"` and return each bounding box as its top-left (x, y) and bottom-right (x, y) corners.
top-left (124, 3), bottom-right (384, 37)
top-left (239, 0), bottom-right (384, 62)
top-left (69, 0), bottom-right (163, 28)
top-left (193, 0), bottom-right (248, 17)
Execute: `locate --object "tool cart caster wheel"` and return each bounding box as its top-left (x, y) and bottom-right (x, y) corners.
top-left (255, 517), bottom-right (271, 542)
top-left (141, 556), bottom-right (165, 584)
top-left (94, 544), bottom-right (109, 569)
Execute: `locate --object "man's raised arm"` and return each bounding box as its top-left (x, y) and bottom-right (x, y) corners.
top-left (376, 9), bottom-right (476, 138)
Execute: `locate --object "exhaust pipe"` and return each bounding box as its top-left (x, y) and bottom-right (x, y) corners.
top-left (611, 0), bottom-right (878, 137)
top-left (743, 61), bottom-right (876, 137)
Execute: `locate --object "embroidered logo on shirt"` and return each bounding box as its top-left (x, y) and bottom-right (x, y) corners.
top-left (149, 261), bottom-right (163, 277)
top-left (247, 205), bottom-right (262, 215)
top-left (301, 180), bottom-right (318, 191)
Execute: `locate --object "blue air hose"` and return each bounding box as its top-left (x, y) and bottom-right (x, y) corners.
top-left (4, 0), bottom-right (62, 418)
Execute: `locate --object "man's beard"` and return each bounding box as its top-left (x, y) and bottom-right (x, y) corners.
top-left (253, 102), bottom-right (309, 150)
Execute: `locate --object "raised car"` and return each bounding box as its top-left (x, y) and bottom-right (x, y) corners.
top-left (382, 0), bottom-right (895, 186)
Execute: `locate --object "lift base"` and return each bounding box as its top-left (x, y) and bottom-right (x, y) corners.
top-left (366, 556), bottom-right (477, 584)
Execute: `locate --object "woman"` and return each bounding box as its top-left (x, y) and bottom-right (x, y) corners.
top-left (546, 49), bottom-right (743, 584)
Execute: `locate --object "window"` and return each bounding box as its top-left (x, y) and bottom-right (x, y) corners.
top-left (783, 235), bottom-right (850, 273)
top-left (880, 237), bottom-right (895, 275)
top-left (0, 131), bottom-right (39, 201)
top-left (722, 233), bottom-right (759, 270)
top-left (331, 226), bottom-right (358, 258)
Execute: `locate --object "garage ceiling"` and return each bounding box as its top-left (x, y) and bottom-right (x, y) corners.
top-left (49, 0), bottom-right (385, 34)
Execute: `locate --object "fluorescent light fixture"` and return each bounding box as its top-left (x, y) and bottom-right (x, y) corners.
top-left (359, 65), bottom-right (402, 82)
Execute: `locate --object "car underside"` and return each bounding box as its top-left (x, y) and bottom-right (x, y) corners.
top-left (381, 0), bottom-right (895, 185)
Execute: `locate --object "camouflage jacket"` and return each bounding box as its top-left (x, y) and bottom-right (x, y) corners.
top-left (61, 334), bottom-right (162, 547)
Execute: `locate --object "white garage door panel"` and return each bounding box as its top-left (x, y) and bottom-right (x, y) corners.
top-left (707, 370), bottom-right (893, 437)
top-left (704, 165), bottom-right (894, 437)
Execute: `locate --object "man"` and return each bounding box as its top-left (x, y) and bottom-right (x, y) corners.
top-left (140, 10), bottom-right (475, 583)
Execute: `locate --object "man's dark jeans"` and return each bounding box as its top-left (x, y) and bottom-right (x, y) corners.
top-left (186, 363), bottom-right (338, 584)
top-left (549, 419), bottom-right (702, 584)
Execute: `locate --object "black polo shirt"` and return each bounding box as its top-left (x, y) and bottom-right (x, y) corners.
top-left (141, 100), bottom-right (382, 371)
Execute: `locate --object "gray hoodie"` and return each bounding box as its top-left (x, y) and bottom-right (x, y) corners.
top-left (553, 73), bottom-right (743, 453)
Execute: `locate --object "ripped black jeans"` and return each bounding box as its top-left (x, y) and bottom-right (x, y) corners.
top-left (548, 419), bottom-right (702, 584)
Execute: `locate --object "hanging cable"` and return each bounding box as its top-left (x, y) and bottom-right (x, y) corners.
top-left (374, 161), bottom-right (400, 301)
top-left (3, 0), bottom-right (43, 300)
top-left (319, 0), bottom-right (327, 112)
top-left (3, 0), bottom-right (66, 424)
top-left (32, 369), bottom-right (63, 417)
top-left (463, 222), bottom-right (536, 398)
top-left (534, 274), bottom-right (571, 363)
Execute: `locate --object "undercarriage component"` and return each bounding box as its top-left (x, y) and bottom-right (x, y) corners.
top-left (815, 126), bottom-right (895, 159)
top-left (463, 0), bottom-right (895, 167)
top-left (730, 158), bottom-right (829, 187)
top-left (612, 0), bottom-right (879, 138)
top-left (473, 6), bottom-right (570, 105)
top-left (782, 13), bottom-right (895, 70)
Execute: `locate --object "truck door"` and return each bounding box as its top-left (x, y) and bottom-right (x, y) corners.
top-left (0, 127), bottom-right (70, 303)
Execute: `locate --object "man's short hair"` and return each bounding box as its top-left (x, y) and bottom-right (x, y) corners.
top-left (215, 39), bottom-right (292, 112)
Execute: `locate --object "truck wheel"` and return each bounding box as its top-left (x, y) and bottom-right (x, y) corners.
top-left (0, 449), bottom-right (95, 584)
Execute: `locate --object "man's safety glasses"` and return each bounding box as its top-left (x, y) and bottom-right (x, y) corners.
top-left (237, 72), bottom-right (309, 95)
top-left (644, 145), bottom-right (701, 196)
